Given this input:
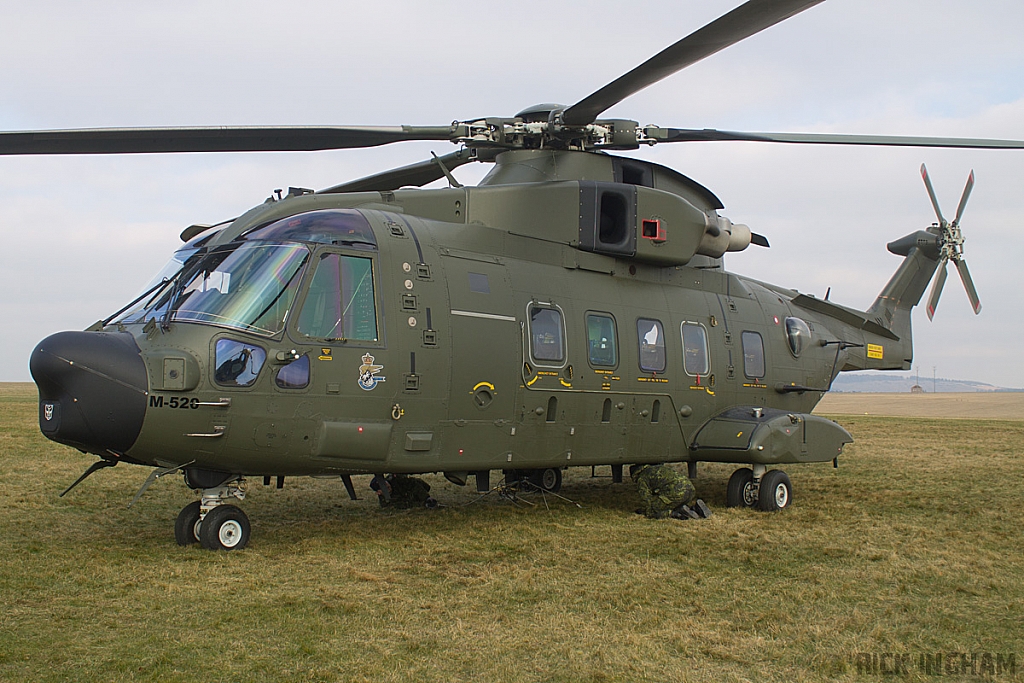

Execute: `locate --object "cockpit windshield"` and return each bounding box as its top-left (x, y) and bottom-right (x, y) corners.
top-left (115, 242), bottom-right (309, 336)
top-left (111, 209), bottom-right (379, 336)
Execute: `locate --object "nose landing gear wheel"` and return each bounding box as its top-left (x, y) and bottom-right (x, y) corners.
top-left (174, 501), bottom-right (202, 546)
top-left (726, 468), bottom-right (757, 508)
top-left (199, 504), bottom-right (251, 550)
top-left (757, 470), bottom-right (792, 512)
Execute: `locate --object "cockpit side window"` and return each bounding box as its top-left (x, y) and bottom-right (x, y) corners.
top-left (214, 339), bottom-right (267, 387)
top-left (276, 354), bottom-right (310, 389)
top-left (296, 250), bottom-right (380, 342)
top-left (296, 253), bottom-right (379, 341)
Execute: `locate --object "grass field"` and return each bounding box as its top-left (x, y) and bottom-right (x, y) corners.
top-left (2, 382), bottom-right (1022, 682)
top-left (816, 392), bottom-right (1024, 421)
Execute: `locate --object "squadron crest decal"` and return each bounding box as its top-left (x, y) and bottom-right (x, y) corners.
top-left (357, 353), bottom-right (386, 391)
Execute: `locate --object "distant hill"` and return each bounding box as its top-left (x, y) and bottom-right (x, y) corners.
top-left (830, 372), bottom-right (1022, 393)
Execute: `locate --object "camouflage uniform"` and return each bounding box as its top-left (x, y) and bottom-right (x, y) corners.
top-left (372, 474), bottom-right (435, 509)
top-left (631, 464), bottom-right (696, 519)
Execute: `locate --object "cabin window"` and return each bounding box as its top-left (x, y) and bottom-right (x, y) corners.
top-left (785, 317), bottom-right (812, 357)
top-left (214, 339), bottom-right (267, 387)
top-left (529, 306), bottom-right (565, 364)
top-left (296, 253), bottom-right (378, 341)
top-left (275, 354), bottom-right (310, 389)
top-left (586, 313), bottom-right (617, 367)
top-left (681, 322), bottom-right (709, 376)
top-left (742, 331), bottom-right (765, 379)
top-left (637, 318), bottom-right (666, 373)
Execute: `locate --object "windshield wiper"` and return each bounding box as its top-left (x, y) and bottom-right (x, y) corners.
top-left (102, 277), bottom-right (175, 327)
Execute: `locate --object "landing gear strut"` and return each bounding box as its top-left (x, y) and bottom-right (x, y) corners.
top-left (175, 477), bottom-right (251, 550)
top-left (725, 466), bottom-right (792, 512)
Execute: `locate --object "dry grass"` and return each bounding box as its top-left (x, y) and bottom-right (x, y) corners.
top-left (1, 383), bottom-right (1022, 682)
top-left (817, 391), bottom-right (1024, 420)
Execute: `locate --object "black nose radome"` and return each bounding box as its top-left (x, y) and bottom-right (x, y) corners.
top-left (30, 331), bottom-right (148, 455)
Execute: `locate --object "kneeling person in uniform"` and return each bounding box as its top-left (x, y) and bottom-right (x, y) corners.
top-left (630, 463), bottom-right (710, 520)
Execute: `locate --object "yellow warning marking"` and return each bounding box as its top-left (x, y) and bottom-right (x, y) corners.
top-left (559, 379), bottom-right (572, 388)
top-left (472, 381), bottom-right (495, 392)
top-left (867, 344), bottom-right (884, 359)
top-left (526, 375), bottom-right (540, 387)
top-left (736, 431), bottom-right (744, 438)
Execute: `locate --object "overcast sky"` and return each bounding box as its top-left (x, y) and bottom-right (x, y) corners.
top-left (2, 0), bottom-right (1022, 388)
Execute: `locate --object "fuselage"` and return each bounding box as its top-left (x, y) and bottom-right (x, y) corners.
top-left (34, 151), bottom-right (906, 480)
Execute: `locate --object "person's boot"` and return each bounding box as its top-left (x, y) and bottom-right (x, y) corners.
top-left (693, 499), bottom-right (712, 519)
top-left (671, 504), bottom-right (700, 520)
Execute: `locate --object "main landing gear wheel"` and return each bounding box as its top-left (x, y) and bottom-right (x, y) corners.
top-left (174, 501), bottom-right (202, 546)
top-left (199, 504), bottom-right (251, 550)
top-left (726, 468), bottom-right (757, 508)
top-left (530, 467), bottom-right (563, 493)
top-left (757, 470), bottom-right (792, 512)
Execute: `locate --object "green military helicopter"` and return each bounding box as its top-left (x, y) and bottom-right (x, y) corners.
top-left (7, 0), bottom-right (1023, 550)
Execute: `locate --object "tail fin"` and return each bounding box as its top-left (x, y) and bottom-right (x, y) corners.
top-left (826, 228), bottom-right (940, 372)
top-left (868, 229), bottom-right (942, 339)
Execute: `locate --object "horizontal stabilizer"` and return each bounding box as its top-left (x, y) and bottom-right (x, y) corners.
top-left (792, 294), bottom-right (899, 340)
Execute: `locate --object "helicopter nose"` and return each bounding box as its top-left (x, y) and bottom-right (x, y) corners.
top-left (30, 331), bottom-right (148, 455)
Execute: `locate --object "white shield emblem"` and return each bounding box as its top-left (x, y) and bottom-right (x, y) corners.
top-left (43, 404), bottom-right (54, 421)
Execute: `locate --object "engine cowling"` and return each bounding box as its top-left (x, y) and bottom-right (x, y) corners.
top-left (696, 216), bottom-right (753, 258)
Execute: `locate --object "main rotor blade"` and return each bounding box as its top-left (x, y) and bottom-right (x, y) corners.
top-left (0, 125), bottom-right (457, 155)
top-left (926, 257), bottom-right (948, 321)
top-left (920, 163), bottom-right (946, 226)
top-left (319, 148), bottom-right (477, 194)
top-left (954, 170), bottom-right (975, 225)
top-left (562, 0), bottom-right (825, 126)
top-left (955, 259), bottom-right (982, 314)
top-left (644, 127), bottom-right (1024, 151)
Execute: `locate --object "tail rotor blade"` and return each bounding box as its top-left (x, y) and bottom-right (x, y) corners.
top-left (954, 170), bottom-right (975, 225)
top-left (955, 259), bottom-right (982, 314)
top-left (920, 163), bottom-right (946, 225)
top-left (926, 258), bottom-right (948, 321)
